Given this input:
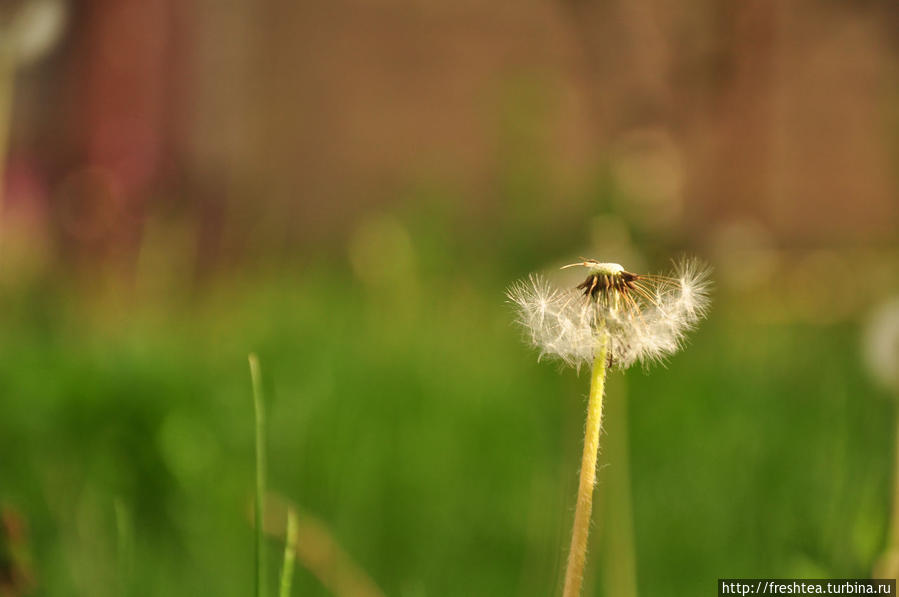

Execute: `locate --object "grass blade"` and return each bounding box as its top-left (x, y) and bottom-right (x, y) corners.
top-left (249, 353), bottom-right (267, 597)
top-left (278, 508), bottom-right (299, 597)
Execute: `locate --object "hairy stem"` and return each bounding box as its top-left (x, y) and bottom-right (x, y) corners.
top-left (249, 354), bottom-right (267, 597)
top-left (562, 331), bottom-right (609, 597)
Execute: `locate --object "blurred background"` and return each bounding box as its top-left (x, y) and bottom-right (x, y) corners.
top-left (1, 1), bottom-right (898, 596)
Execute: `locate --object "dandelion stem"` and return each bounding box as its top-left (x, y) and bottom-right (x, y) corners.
top-left (249, 353), bottom-right (267, 597)
top-left (562, 330), bottom-right (609, 597)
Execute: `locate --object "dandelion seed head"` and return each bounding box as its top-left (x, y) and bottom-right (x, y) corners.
top-left (507, 257), bottom-right (711, 370)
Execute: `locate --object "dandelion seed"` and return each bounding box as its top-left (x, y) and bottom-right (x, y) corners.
top-left (507, 257), bottom-right (711, 370)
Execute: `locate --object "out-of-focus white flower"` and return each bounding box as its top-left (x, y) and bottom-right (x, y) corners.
top-left (863, 298), bottom-right (899, 395)
top-left (507, 258), bottom-right (711, 370)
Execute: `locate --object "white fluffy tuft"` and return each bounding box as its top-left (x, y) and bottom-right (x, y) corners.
top-left (507, 257), bottom-right (712, 370)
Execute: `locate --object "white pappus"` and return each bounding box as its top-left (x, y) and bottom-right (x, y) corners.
top-left (507, 257), bottom-right (712, 370)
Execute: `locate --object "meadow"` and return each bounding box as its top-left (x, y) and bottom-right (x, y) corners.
top-left (1, 228), bottom-right (893, 597)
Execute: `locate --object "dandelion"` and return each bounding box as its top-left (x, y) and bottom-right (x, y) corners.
top-left (507, 257), bottom-right (711, 597)
top-left (509, 258), bottom-right (711, 371)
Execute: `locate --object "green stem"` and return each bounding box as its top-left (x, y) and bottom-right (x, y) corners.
top-left (562, 331), bottom-right (610, 597)
top-left (249, 354), bottom-right (267, 597)
top-left (278, 508), bottom-right (299, 597)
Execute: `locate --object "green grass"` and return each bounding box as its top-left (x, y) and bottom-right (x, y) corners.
top-left (278, 508), bottom-right (298, 597)
top-left (0, 265), bottom-right (893, 596)
top-left (249, 354), bottom-right (267, 597)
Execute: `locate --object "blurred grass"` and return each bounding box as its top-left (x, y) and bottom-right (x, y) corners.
top-left (0, 252), bottom-right (894, 597)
